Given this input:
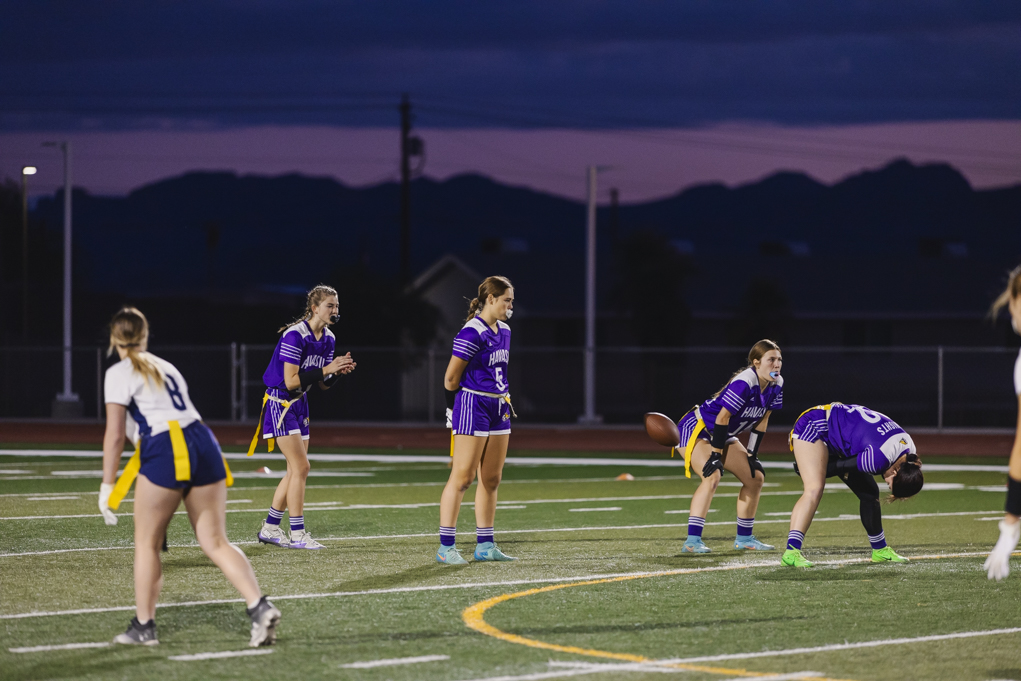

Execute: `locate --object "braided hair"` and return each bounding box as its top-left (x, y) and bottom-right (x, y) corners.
top-left (465, 276), bottom-right (513, 322)
top-left (278, 284), bottom-right (338, 333)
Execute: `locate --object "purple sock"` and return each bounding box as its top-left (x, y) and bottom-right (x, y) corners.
top-left (265, 507), bottom-right (283, 526)
top-left (868, 531), bottom-right (887, 550)
top-left (737, 517), bottom-right (754, 538)
top-left (787, 530), bottom-right (805, 550)
top-left (289, 515), bottom-right (304, 533)
top-left (440, 526), bottom-right (456, 547)
top-left (687, 516), bottom-right (706, 539)
top-left (476, 527), bottom-right (494, 544)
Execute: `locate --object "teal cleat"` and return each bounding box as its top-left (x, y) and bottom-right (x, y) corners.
top-left (436, 545), bottom-right (468, 565)
top-left (474, 541), bottom-right (518, 562)
top-left (682, 537), bottom-right (712, 554)
top-left (734, 535), bottom-right (775, 551)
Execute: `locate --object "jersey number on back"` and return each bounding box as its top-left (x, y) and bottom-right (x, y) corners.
top-left (165, 375), bottom-right (187, 411)
top-left (847, 405), bottom-right (881, 423)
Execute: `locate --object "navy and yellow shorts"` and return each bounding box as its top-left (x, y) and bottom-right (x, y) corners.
top-left (139, 421), bottom-right (227, 490)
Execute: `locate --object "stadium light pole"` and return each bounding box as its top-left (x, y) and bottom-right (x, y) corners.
top-left (43, 141), bottom-right (81, 417)
top-left (21, 166), bottom-right (36, 341)
top-left (579, 165), bottom-right (605, 425)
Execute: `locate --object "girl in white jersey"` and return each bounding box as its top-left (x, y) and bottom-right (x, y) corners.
top-left (98, 308), bottom-right (279, 647)
top-left (986, 265), bottom-right (1021, 580)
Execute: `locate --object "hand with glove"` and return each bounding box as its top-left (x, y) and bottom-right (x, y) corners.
top-left (985, 518), bottom-right (1021, 581)
top-left (702, 452), bottom-right (724, 480)
top-left (99, 482), bottom-right (118, 526)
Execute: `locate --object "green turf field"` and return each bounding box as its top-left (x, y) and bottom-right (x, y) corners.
top-left (1, 447), bottom-right (1019, 681)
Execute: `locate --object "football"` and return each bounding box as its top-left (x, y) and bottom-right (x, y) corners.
top-left (644, 412), bottom-right (680, 447)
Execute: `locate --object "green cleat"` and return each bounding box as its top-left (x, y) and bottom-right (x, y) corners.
top-left (781, 548), bottom-right (814, 567)
top-left (436, 545), bottom-right (468, 565)
top-left (871, 547), bottom-right (909, 563)
top-left (682, 537), bottom-right (712, 554)
top-left (734, 535), bottom-right (775, 551)
top-left (474, 541), bottom-right (518, 561)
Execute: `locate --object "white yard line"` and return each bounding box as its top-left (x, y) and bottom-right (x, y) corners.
top-left (568, 507), bottom-right (622, 512)
top-left (0, 449), bottom-right (1010, 472)
top-left (168, 649), bottom-right (275, 661)
top-left (340, 654), bottom-right (450, 668)
top-left (663, 627), bottom-right (1021, 664)
top-left (0, 551), bottom-right (992, 620)
top-left (9, 641), bottom-right (111, 653)
top-left (0, 511), bottom-right (1001, 558)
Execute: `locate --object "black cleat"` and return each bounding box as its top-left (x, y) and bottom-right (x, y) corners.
top-left (247, 596), bottom-right (281, 647)
top-left (112, 617), bottom-right (159, 646)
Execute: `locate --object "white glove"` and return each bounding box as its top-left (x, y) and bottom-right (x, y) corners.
top-left (99, 482), bottom-right (118, 526)
top-left (445, 408), bottom-right (453, 429)
top-left (984, 518), bottom-right (1020, 581)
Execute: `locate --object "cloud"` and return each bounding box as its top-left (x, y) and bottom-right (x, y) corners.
top-left (1, 1), bottom-right (1019, 129)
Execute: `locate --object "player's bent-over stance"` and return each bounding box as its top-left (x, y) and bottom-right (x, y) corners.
top-left (784, 402), bottom-right (923, 568)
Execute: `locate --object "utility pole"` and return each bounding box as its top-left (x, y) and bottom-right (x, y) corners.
top-left (399, 94), bottom-right (412, 285)
top-left (21, 166), bottom-right (36, 341)
top-left (399, 94), bottom-right (424, 286)
top-left (579, 166), bottom-right (603, 425)
top-left (44, 141), bottom-right (81, 418)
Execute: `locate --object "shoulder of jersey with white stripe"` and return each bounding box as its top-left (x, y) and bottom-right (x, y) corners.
top-left (464, 317), bottom-right (488, 335)
top-left (323, 327), bottom-right (336, 341)
top-left (497, 320), bottom-right (511, 331)
top-left (731, 367), bottom-right (758, 388)
top-left (286, 321), bottom-right (312, 339)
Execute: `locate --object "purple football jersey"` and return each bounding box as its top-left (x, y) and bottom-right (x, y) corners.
top-left (699, 368), bottom-right (783, 437)
top-left (823, 403), bottom-right (915, 474)
top-left (262, 321), bottom-right (336, 393)
top-left (451, 317), bottom-right (510, 394)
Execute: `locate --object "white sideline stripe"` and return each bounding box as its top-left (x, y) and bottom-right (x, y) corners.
top-left (9, 641), bottom-right (111, 653)
top-left (169, 649), bottom-right (275, 661)
top-left (0, 550), bottom-right (993, 620)
top-left (664, 627), bottom-right (1021, 664)
top-left (0, 449), bottom-right (1010, 472)
top-left (0, 511), bottom-right (1001, 558)
top-left (568, 507), bottom-right (622, 512)
top-left (340, 654), bottom-right (449, 668)
top-left (548, 662), bottom-right (824, 680)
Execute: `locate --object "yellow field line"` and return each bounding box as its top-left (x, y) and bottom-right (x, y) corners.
top-left (462, 556), bottom-right (985, 680)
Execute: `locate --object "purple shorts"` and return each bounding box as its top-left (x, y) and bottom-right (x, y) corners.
top-left (452, 391), bottom-right (511, 437)
top-left (790, 408), bottom-right (829, 444)
top-left (677, 409), bottom-right (738, 446)
top-left (262, 391), bottom-right (310, 440)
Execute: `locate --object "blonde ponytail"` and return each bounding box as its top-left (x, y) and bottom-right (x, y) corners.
top-left (108, 307), bottom-right (164, 388)
top-left (279, 284), bottom-right (338, 333)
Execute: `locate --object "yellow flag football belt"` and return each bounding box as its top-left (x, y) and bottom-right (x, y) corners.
top-left (678, 406), bottom-right (706, 479)
top-left (108, 420), bottom-right (233, 510)
top-left (788, 403), bottom-right (834, 451)
top-left (248, 392), bottom-right (297, 455)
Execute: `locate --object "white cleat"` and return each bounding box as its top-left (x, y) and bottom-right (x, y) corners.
top-left (257, 523), bottom-right (291, 547)
top-left (247, 597), bottom-right (281, 647)
top-left (288, 530), bottom-right (325, 550)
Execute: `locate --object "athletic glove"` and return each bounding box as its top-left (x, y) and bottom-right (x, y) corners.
top-left (445, 408), bottom-right (453, 429)
top-left (702, 452), bottom-right (724, 479)
top-left (99, 482), bottom-right (118, 526)
top-left (748, 453), bottom-right (765, 478)
top-left (985, 518), bottom-right (1021, 581)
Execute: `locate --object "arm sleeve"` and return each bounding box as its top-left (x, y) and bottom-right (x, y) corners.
top-left (451, 327), bottom-right (482, 362)
top-left (278, 330), bottom-right (304, 366)
top-left (718, 380), bottom-right (751, 414)
top-left (103, 367), bottom-right (133, 406)
top-left (856, 446), bottom-right (887, 474)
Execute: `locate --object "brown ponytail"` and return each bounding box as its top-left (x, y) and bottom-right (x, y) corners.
top-left (278, 284), bottom-right (338, 333)
top-left (465, 276), bottom-right (513, 323)
top-left (713, 339), bottom-right (781, 397)
top-left (108, 307), bottom-right (164, 388)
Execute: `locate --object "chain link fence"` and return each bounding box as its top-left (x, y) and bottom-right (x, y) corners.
top-left (1, 345), bottom-right (1016, 428)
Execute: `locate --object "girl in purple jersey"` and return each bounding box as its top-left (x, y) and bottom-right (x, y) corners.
top-left (986, 265), bottom-right (1021, 580)
top-left (436, 276), bottom-right (517, 565)
top-left (783, 402), bottom-right (923, 568)
top-left (677, 339), bottom-right (783, 554)
top-left (255, 285), bottom-right (355, 550)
